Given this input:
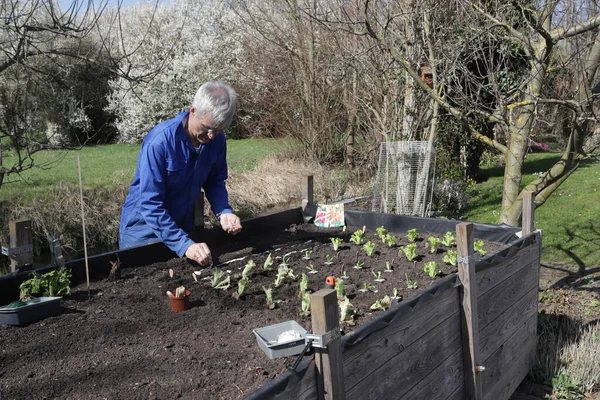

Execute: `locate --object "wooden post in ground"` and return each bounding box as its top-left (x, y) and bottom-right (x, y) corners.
top-left (194, 192), bottom-right (205, 229)
top-left (310, 289), bottom-right (345, 400)
top-left (9, 219), bottom-right (33, 272)
top-left (522, 191), bottom-right (535, 235)
top-left (457, 222), bottom-right (483, 400)
top-left (302, 175), bottom-right (314, 209)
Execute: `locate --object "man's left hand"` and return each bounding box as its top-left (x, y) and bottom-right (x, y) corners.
top-left (219, 213), bottom-right (242, 235)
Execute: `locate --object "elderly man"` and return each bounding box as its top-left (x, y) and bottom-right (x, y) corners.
top-left (119, 81), bottom-right (242, 266)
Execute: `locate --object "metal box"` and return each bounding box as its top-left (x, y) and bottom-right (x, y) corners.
top-left (253, 320), bottom-right (308, 359)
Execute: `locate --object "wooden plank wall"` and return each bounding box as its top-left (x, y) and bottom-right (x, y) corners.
top-left (476, 232), bottom-right (542, 400)
top-left (342, 285), bottom-right (465, 400)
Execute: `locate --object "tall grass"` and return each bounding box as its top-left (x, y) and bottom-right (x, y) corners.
top-left (464, 153), bottom-right (600, 268)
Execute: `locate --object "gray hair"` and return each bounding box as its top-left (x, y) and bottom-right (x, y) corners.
top-left (192, 81), bottom-right (237, 129)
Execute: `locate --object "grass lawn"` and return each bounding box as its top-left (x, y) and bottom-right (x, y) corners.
top-left (0, 138), bottom-right (290, 201)
top-left (464, 152), bottom-right (600, 268)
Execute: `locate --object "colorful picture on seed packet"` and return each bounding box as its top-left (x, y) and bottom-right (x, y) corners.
top-left (314, 204), bottom-right (345, 228)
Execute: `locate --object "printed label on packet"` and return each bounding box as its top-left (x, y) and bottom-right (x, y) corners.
top-left (314, 204), bottom-right (345, 228)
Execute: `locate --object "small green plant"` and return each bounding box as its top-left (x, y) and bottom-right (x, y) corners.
top-left (399, 243), bottom-right (418, 261)
top-left (302, 249), bottom-right (313, 260)
top-left (298, 273), bottom-right (309, 296)
top-left (363, 241), bottom-right (376, 256)
top-left (210, 268), bottom-right (231, 290)
top-left (324, 254), bottom-right (335, 265)
top-left (279, 254), bottom-right (291, 268)
top-left (339, 296), bottom-right (354, 325)
top-left (375, 226), bottom-right (388, 241)
top-left (372, 270), bottom-right (385, 282)
top-left (306, 263), bottom-right (318, 274)
top-left (263, 253), bottom-right (275, 271)
top-left (335, 279), bottom-right (344, 299)
top-left (441, 231), bottom-right (456, 247)
top-left (274, 265), bottom-right (296, 287)
top-left (474, 239), bottom-right (487, 256)
top-left (300, 291), bottom-right (311, 317)
top-left (391, 288), bottom-right (401, 300)
top-left (406, 228), bottom-right (418, 243)
top-left (19, 266), bottom-right (72, 300)
top-left (423, 261), bottom-right (442, 279)
top-left (262, 286), bottom-right (282, 310)
top-left (330, 237), bottom-right (343, 251)
top-left (359, 282), bottom-right (377, 293)
top-left (353, 259), bottom-right (365, 269)
top-left (428, 236), bottom-right (441, 254)
top-left (384, 261), bottom-right (393, 272)
top-left (349, 229), bottom-right (365, 245)
top-left (234, 277), bottom-right (249, 299)
top-left (340, 270), bottom-right (349, 280)
top-left (370, 295), bottom-right (391, 311)
top-left (242, 260), bottom-right (256, 279)
top-left (383, 233), bottom-right (397, 247)
top-left (406, 273), bottom-right (418, 290)
top-left (549, 370), bottom-right (585, 400)
top-left (443, 250), bottom-right (458, 266)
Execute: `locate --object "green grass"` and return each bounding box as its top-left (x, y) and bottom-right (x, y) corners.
top-left (0, 138), bottom-right (290, 201)
top-left (464, 153), bottom-right (600, 267)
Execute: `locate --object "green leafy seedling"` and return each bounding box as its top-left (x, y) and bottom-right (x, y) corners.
top-left (210, 268), bottom-right (231, 290)
top-left (324, 254), bottom-right (335, 265)
top-left (423, 261), bottom-right (441, 279)
top-left (406, 273), bottom-right (418, 290)
top-left (335, 279), bottom-right (344, 299)
top-left (19, 266), bottom-right (72, 300)
top-left (428, 236), bottom-right (441, 253)
top-left (370, 295), bottom-right (391, 311)
top-left (242, 260), bottom-right (256, 279)
top-left (263, 253), bottom-right (275, 271)
top-left (300, 291), bottom-right (311, 317)
top-left (375, 226), bottom-right (388, 241)
top-left (298, 273), bottom-right (309, 296)
top-left (349, 229), bottom-right (365, 245)
top-left (363, 241), bottom-right (376, 257)
top-left (406, 228), bottom-right (418, 243)
top-left (474, 239), bottom-right (487, 256)
top-left (306, 263), bottom-right (318, 274)
top-left (442, 231), bottom-right (456, 247)
top-left (262, 286), bottom-right (282, 310)
top-left (384, 261), bottom-right (393, 272)
top-left (372, 270), bottom-right (385, 282)
top-left (234, 276), bottom-right (249, 299)
top-left (302, 249), bottom-right (313, 260)
top-left (400, 243), bottom-right (417, 261)
top-left (443, 250), bottom-right (458, 266)
top-left (353, 260), bottom-right (364, 269)
top-left (330, 237), bottom-right (343, 251)
top-left (359, 282), bottom-right (377, 293)
top-left (339, 296), bottom-right (354, 325)
top-left (383, 233), bottom-right (397, 247)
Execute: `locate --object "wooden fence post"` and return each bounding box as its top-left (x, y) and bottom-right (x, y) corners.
top-left (522, 191), bottom-right (535, 235)
top-left (9, 219), bottom-right (33, 272)
top-left (310, 288), bottom-right (345, 400)
top-left (302, 175), bottom-right (314, 209)
top-left (457, 222), bottom-right (483, 400)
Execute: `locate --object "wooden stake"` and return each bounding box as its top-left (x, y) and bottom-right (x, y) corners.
top-left (302, 175), bottom-right (314, 209)
top-left (77, 155), bottom-right (90, 297)
top-left (522, 191), bottom-right (535, 235)
top-left (456, 222), bottom-right (483, 400)
top-left (310, 289), bottom-right (345, 400)
top-left (9, 219), bottom-right (33, 272)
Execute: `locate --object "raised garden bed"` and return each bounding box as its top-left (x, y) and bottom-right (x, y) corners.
top-left (0, 208), bottom-right (539, 400)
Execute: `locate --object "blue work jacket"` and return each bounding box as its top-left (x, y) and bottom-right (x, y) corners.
top-left (119, 110), bottom-right (232, 257)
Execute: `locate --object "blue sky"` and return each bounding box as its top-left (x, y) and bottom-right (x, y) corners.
top-left (57, 0), bottom-right (155, 12)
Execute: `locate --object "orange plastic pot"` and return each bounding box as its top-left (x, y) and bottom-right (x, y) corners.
top-left (168, 290), bottom-right (191, 312)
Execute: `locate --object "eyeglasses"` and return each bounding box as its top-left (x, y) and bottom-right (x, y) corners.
top-left (193, 111), bottom-right (223, 134)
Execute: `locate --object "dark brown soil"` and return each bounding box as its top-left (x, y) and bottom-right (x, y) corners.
top-left (0, 223), bottom-right (503, 400)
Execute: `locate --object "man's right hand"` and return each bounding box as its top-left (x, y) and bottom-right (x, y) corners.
top-left (185, 242), bottom-right (212, 266)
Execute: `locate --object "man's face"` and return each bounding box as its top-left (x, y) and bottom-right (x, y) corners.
top-left (187, 108), bottom-right (223, 145)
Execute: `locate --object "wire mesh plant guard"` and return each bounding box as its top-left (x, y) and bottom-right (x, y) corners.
top-left (372, 141), bottom-right (436, 216)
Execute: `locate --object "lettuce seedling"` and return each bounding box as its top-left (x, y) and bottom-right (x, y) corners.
top-left (391, 288), bottom-right (401, 301)
top-left (363, 241), bottom-right (376, 256)
top-left (384, 234), bottom-right (397, 247)
top-left (302, 249), bottom-right (313, 260)
top-left (372, 270), bottom-right (385, 282)
top-left (443, 250), bottom-right (458, 266)
top-left (400, 243), bottom-right (418, 261)
top-left (279, 254), bottom-right (290, 268)
top-left (474, 239), bottom-right (486, 256)
top-left (428, 237), bottom-right (441, 254)
top-left (330, 237), bottom-right (343, 251)
top-left (242, 260), bottom-right (256, 279)
top-left (370, 295), bottom-right (391, 311)
top-left (274, 265), bottom-right (297, 287)
top-left (234, 276), bottom-right (249, 299)
top-left (376, 226), bottom-right (388, 242)
top-left (263, 253), bottom-right (275, 271)
top-left (407, 228), bottom-right (418, 243)
top-left (406, 273), bottom-right (418, 289)
top-left (340, 270), bottom-right (349, 280)
top-left (300, 291), bottom-right (311, 317)
top-left (384, 261), bottom-right (393, 272)
top-left (262, 286), bottom-right (282, 310)
top-left (210, 268), bottom-right (231, 290)
top-left (306, 263), bottom-right (318, 274)
top-left (359, 282), bottom-right (377, 293)
top-left (335, 279), bottom-right (344, 299)
top-left (423, 261), bottom-right (441, 279)
top-left (298, 273), bottom-right (309, 297)
top-left (324, 254), bottom-right (335, 265)
top-left (442, 231), bottom-right (456, 247)
top-left (353, 260), bottom-right (364, 269)
top-left (339, 296), bottom-right (354, 325)
top-left (349, 229), bottom-right (365, 245)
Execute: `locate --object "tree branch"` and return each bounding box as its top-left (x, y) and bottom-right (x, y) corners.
top-left (551, 15), bottom-right (600, 41)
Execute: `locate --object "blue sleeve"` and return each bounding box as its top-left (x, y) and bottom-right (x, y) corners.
top-left (203, 136), bottom-right (233, 217)
top-left (139, 141), bottom-right (194, 257)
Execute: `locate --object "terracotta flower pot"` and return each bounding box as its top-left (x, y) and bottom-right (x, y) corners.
top-left (168, 290), bottom-right (191, 312)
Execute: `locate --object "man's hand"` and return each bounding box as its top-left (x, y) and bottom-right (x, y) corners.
top-left (219, 213), bottom-right (242, 235)
top-left (185, 242), bottom-right (212, 266)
